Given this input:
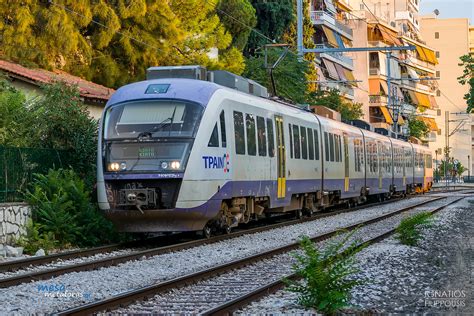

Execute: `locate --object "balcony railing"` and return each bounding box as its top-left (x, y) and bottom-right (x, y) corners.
top-left (316, 44), bottom-right (353, 67)
top-left (369, 68), bottom-right (381, 76)
top-left (322, 81), bottom-right (354, 97)
top-left (369, 95), bottom-right (388, 104)
top-left (310, 11), bottom-right (353, 37)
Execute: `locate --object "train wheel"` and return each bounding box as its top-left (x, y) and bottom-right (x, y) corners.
top-left (223, 225), bottom-right (232, 234)
top-left (295, 209), bottom-right (303, 219)
top-left (203, 225), bottom-right (212, 239)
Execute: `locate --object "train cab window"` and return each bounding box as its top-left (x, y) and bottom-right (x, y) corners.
top-left (293, 125), bottom-right (301, 159)
top-left (300, 126), bottom-right (308, 159)
top-left (329, 133), bottom-right (335, 162)
top-left (324, 132), bottom-right (329, 161)
top-left (257, 116), bottom-right (267, 156)
top-left (246, 114), bottom-right (257, 156)
top-left (314, 129), bottom-right (320, 160)
top-left (208, 123), bottom-right (219, 147)
top-left (267, 119), bottom-right (275, 157)
top-left (220, 111), bottom-right (227, 148)
top-left (308, 128), bottom-right (314, 160)
top-left (233, 111), bottom-right (245, 155)
top-left (289, 124), bottom-right (293, 159)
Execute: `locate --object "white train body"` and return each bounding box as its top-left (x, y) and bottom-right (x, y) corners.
top-left (97, 78), bottom-right (433, 233)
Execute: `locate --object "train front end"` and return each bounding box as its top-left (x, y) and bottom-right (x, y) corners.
top-left (97, 79), bottom-right (218, 232)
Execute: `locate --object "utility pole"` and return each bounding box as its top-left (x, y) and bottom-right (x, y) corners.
top-left (445, 110), bottom-right (449, 190)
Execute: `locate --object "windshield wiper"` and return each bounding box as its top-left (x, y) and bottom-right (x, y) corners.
top-left (137, 117), bottom-right (172, 139)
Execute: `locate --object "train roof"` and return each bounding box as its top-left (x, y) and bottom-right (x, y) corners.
top-left (106, 78), bottom-right (221, 107)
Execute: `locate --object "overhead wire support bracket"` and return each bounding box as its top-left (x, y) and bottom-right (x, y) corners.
top-left (264, 44), bottom-right (289, 97)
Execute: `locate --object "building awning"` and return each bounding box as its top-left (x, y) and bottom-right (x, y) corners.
top-left (406, 67), bottom-right (419, 79)
top-left (334, 63), bottom-right (347, 81)
top-left (429, 95), bottom-right (438, 108)
top-left (322, 58), bottom-right (339, 80)
top-left (415, 92), bottom-right (431, 108)
top-left (415, 45), bottom-right (438, 65)
top-left (408, 90), bottom-right (419, 105)
top-left (343, 69), bottom-right (357, 86)
top-left (369, 79), bottom-right (388, 95)
top-left (341, 36), bottom-right (352, 47)
top-left (380, 80), bottom-right (389, 95)
top-left (398, 115), bottom-right (405, 126)
top-left (322, 26), bottom-right (339, 48)
top-left (368, 24), bottom-right (403, 46)
top-left (419, 117), bottom-right (438, 131)
top-left (324, 0), bottom-right (337, 14)
top-left (335, 0), bottom-right (352, 12)
top-left (379, 106), bottom-right (393, 124)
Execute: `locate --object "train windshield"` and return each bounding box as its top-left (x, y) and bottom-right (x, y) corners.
top-left (104, 100), bottom-right (204, 139)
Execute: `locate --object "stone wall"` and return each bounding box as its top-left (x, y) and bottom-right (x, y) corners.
top-left (0, 203), bottom-right (31, 244)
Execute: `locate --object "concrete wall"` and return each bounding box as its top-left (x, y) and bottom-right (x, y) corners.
top-left (420, 17), bottom-right (472, 171)
top-left (0, 203), bottom-right (31, 244)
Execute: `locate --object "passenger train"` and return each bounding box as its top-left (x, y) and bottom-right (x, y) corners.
top-left (97, 67), bottom-right (433, 235)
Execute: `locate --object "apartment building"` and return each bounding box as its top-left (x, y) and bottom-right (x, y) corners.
top-left (421, 16), bottom-right (472, 173)
top-left (310, 0), bottom-right (357, 100)
top-left (347, 0), bottom-right (439, 141)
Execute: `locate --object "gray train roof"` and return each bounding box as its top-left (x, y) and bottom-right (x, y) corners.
top-left (106, 78), bottom-right (221, 107)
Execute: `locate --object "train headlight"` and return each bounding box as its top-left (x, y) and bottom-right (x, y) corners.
top-left (170, 161), bottom-right (181, 170)
top-left (120, 162), bottom-right (127, 171)
top-left (161, 161), bottom-right (169, 169)
top-left (107, 162), bottom-right (120, 172)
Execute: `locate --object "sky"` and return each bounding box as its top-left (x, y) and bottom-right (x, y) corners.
top-left (419, 0), bottom-right (474, 23)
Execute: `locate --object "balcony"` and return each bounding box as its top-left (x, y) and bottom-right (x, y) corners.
top-left (316, 44), bottom-right (353, 69)
top-left (398, 53), bottom-right (435, 73)
top-left (310, 11), bottom-right (353, 39)
top-left (421, 131), bottom-right (437, 142)
top-left (369, 95), bottom-right (388, 105)
top-left (321, 81), bottom-right (354, 98)
top-left (395, 11), bottom-right (419, 31)
top-left (400, 79), bottom-right (431, 93)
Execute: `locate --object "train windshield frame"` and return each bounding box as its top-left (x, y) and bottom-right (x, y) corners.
top-left (104, 100), bottom-right (204, 140)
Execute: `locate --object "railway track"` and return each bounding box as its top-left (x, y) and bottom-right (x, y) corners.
top-left (56, 196), bottom-right (459, 315)
top-left (0, 195), bottom-right (424, 287)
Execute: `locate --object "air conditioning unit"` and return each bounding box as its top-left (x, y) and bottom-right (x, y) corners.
top-left (146, 65), bottom-right (207, 80)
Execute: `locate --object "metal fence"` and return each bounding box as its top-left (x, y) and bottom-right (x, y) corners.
top-left (0, 146), bottom-right (74, 203)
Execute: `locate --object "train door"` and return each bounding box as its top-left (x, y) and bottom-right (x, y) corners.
top-left (343, 133), bottom-right (349, 192)
top-left (275, 115), bottom-right (286, 199)
top-left (377, 141), bottom-right (383, 189)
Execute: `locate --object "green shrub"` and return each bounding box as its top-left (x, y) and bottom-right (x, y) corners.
top-left (15, 220), bottom-right (58, 255)
top-left (285, 233), bottom-right (364, 315)
top-left (26, 168), bottom-right (119, 248)
top-left (396, 212), bottom-right (433, 246)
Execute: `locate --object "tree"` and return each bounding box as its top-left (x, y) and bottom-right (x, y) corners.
top-left (282, 0), bottom-right (318, 93)
top-left (243, 50), bottom-right (309, 104)
top-left (408, 116), bottom-right (430, 139)
top-left (457, 54), bottom-right (474, 113)
top-left (308, 89), bottom-right (363, 121)
top-left (217, 0), bottom-right (257, 50)
top-left (0, 80), bottom-right (32, 147)
top-left (0, 1), bottom-right (245, 88)
top-left (245, 0), bottom-right (294, 56)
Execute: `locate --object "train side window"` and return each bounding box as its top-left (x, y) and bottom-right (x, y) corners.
top-left (338, 135), bottom-right (342, 162)
top-left (329, 133), bottom-right (335, 162)
top-left (334, 135), bottom-right (339, 162)
top-left (267, 119), bottom-right (275, 157)
top-left (314, 129), bottom-right (320, 160)
top-left (257, 116), bottom-right (267, 156)
top-left (233, 111), bottom-right (245, 155)
top-left (324, 132), bottom-right (329, 161)
top-left (308, 128), bottom-right (314, 160)
top-left (293, 125), bottom-right (301, 159)
top-left (246, 114), bottom-right (257, 156)
top-left (208, 123), bottom-right (219, 147)
top-left (220, 110), bottom-right (227, 148)
top-left (289, 124), bottom-right (293, 159)
top-left (300, 126), bottom-right (308, 160)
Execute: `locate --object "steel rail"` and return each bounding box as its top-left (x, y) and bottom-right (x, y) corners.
top-left (201, 196), bottom-right (464, 316)
top-left (0, 196), bottom-right (413, 287)
top-left (56, 196), bottom-right (447, 316)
